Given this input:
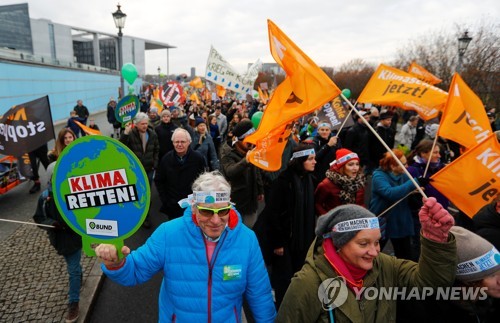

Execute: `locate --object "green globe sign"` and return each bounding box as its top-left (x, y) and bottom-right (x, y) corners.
top-left (52, 135), bottom-right (150, 257)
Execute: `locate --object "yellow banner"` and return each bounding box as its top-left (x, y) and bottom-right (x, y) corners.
top-left (74, 120), bottom-right (101, 136)
top-left (438, 73), bottom-right (492, 149)
top-left (431, 134), bottom-right (500, 218)
top-left (245, 20), bottom-right (341, 170)
top-left (357, 64), bottom-right (448, 121)
top-left (408, 62), bottom-right (442, 85)
top-left (190, 92), bottom-right (201, 105)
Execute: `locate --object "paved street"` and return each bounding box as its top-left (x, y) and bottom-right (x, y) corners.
top-left (0, 110), bottom-right (112, 322)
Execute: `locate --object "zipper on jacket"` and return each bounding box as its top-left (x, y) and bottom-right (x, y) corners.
top-left (203, 230), bottom-right (228, 323)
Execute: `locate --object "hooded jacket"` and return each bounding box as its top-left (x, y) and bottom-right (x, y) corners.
top-left (276, 235), bottom-right (457, 323)
top-left (101, 207), bottom-right (276, 323)
top-left (473, 201), bottom-right (500, 250)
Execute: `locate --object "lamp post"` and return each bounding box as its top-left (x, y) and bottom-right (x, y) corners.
top-left (457, 30), bottom-right (472, 73)
top-left (112, 4), bottom-right (127, 98)
top-left (158, 66), bottom-right (161, 84)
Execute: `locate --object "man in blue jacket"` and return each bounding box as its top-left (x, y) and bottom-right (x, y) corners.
top-left (95, 171), bottom-right (276, 322)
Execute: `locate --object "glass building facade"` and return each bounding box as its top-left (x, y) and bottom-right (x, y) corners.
top-left (0, 3), bottom-right (33, 53)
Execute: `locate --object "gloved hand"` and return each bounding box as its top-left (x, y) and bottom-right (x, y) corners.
top-left (416, 176), bottom-right (432, 187)
top-left (418, 197), bottom-right (454, 243)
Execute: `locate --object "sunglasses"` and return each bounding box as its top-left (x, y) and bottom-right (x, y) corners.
top-left (196, 205), bottom-right (232, 217)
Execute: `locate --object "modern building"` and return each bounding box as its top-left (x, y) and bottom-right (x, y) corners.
top-left (0, 3), bottom-right (175, 122)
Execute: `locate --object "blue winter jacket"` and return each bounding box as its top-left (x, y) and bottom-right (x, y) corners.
top-left (101, 207), bottom-right (276, 323)
top-left (369, 168), bottom-right (416, 239)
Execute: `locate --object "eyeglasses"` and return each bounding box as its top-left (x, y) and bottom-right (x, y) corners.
top-left (173, 140), bottom-right (188, 145)
top-left (196, 205), bottom-right (231, 217)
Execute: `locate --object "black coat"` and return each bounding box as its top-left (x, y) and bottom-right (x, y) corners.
top-left (33, 191), bottom-right (82, 256)
top-left (154, 148), bottom-right (205, 218)
top-left (120, 128), bottom-right (159, 172)
top-left (155, 122), bottom-right (177, 161)
top-left (343, 122), bottom-right (372, 168)
top-left (473, 202), bottom-right (500, 250)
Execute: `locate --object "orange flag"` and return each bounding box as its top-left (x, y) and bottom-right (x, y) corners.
top-left (150, 86), bottom-right (164, 113)
top-left (357, 64), bottom-right (448, 121)
top-left (431, 133), bottom-right (500, 218)
top-left (190, 92), bottom-right (201, 105)
top-left (216, 85), bottom-right (226, 98)
top-left (189, 76), bottom-right (203, 89)
top-left (408, 62), bottom-right (442, 85)
top-left (438, 73), bottom-right (492, 149)
top-left (245, 20), bottom-right (341, 171)
top-left (74, 120), bottom-right (101, 136)
top-left (257, 86), bottom-right (268, 103)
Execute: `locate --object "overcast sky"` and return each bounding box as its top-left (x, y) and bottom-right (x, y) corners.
top-left (12, 0), bottom-right (499, 76)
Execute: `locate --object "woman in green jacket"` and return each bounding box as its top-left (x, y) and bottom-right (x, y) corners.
top-left (276, 198), bottom-right (456, 323)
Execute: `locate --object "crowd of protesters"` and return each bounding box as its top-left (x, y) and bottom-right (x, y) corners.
top-left (26, 91), bottom-right (500, 322)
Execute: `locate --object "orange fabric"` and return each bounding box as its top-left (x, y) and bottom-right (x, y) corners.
top-left (189, 76), bottom-right (203, 89)
top-left (216, 85), bottom-right (226, 98)
top-left (357, 64), bottom-right (448, 121)
top-left (407, 62), bottom-right (442, 85)
top-left (190, 92), bottom-right (201, 105)
top-left (245, 20), bottom-right (341, 171)
top-left (438, 73), bottom-right (492, 149)
top-left (246, 124), bottom-right (292, 171)
top-left (431, 133), bottom-right (500, 218)
top-left (74, 120), bottom-right (101, 135)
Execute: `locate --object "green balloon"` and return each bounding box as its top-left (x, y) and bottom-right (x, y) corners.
top-left (251, 111), bottom-right (263, 129)
top-left (341, 88), bottom-right (351, 99)
top-left (121, 63), bottom-right (138, 85)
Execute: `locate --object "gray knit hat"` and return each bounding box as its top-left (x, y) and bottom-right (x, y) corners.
top-left (450, 226), bottom-right (500, 283)
top-left (315, 204), bottom-right (379, 249)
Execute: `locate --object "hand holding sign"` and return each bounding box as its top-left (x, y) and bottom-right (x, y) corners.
top-left (52, 136), bottom-right (150, 258)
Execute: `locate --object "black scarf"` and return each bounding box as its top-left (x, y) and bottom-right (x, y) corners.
top-left (290, 171), bottom-right (316, 253)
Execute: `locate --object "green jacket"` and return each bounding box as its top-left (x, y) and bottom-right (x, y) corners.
top-left (276, 235), bottom-right (457, 323)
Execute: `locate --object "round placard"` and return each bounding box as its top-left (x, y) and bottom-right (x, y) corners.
top-left (115, 95), bottom-right (139, 124)
top-left (52, 135), bottom-right (150, 257)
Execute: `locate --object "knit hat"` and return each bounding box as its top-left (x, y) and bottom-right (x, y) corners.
top-left (232, 119), bottom-right (255, 140)
top-left (315, 204), bottom-right (379, 249)
top-left (195, 117), bottom-right (205, 127)
top-left (330, 148), bottom-right (359, 170)
top-left (379, 111), bottom-right (393, 120)
top-left (450, 226), bottom-right (500, 283)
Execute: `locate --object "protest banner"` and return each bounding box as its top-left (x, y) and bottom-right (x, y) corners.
top-left (115, 95), bottom-right (139, 125)
top-left (0, 96), bottom-right (54, 156)
top-left (51, 135), bottom-right (150, 257)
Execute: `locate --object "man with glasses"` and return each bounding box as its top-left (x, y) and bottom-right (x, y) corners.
top-left (95, 171), bottom-right (276, 322)
top-left (155, 128), bottom-right (205, 220)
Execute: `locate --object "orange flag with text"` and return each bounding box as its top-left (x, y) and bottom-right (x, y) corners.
top-left (408, 62), bottom-right (442, 85)
top-left (357, 64), bottom-right (448, 121)
top-left (431, 133), bottom-right (500, 217)
top-left (74, 120), bottom-right (101, 136)
top-left (244, 19), bottom-right (341, 171)
top-left (437, 73), bottom-right (492, 149)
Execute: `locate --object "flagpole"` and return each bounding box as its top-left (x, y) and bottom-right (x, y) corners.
top-left (339, 93), bottom-right (427, 198)
top-left (376, 189), bottom-right (419, 218)
top-left (0, 218), bottom-right (55, 228)
top-left (423, 133), bottom-right (440, 177)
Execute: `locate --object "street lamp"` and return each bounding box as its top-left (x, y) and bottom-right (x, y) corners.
top-left (457, 30), bottom-right (472, 73)
top-left (112, 4), bottom-right (127, 98)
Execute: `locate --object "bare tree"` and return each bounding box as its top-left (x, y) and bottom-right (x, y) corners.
top-left (331, 59), bottom-right (376, 99)
top-left (392, 18), bottom-right (499, 111)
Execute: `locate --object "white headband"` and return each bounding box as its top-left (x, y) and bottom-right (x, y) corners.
top-left (330, 152), bottom-right (358, 167)
top-left (290, 148), bottom-right (315, 160)
top-left (318, 122), bottom-right (331, 129)
top-left (456, 247), bottom-right (500, 276)
top-left (332, 218), bottom-right (380, 233)
top-left (177, 191), bottom-right (232, 208)
top-left (238, 127), bottom-right (255, 140)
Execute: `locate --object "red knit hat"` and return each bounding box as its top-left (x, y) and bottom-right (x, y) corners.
top-left (330, 148), bottom-right (359, 170)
